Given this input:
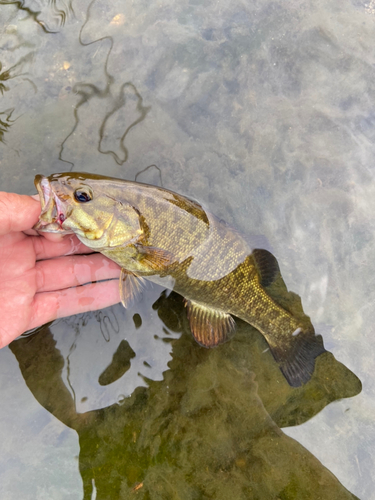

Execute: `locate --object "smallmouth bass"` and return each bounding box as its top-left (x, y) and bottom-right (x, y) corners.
top-left (33, 172), bottom-right (326, 387)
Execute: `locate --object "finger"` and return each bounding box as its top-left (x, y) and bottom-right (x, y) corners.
top-left (23, 229), bottom-right (40, 236)
top-left (33, 234), bottom-right (94, 260)
top-left (37, 232), bottom-right (68, 242)
top-left (0, 193), bottom-right (41, 235)
top-left (25, 230), bottom-right (68, 240)
top-left (28, 280), bottom-right (121, 330)
top-left (36, 254), bottom-right (121, 292)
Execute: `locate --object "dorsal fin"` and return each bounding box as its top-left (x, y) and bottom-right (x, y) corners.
top-left (185, 300), bottom-right (236, 347)
top-left (252, 249), bottom-right (281, 287)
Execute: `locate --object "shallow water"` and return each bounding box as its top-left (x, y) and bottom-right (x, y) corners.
top-left (0, 0), bottom-right (374, 498)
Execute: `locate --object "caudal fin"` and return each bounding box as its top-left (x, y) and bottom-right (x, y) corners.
top-left (268, 333), bottom-right (326, 387)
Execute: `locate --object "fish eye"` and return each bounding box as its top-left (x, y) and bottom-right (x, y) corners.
top-left (74, 189), bottom-right (92, 203)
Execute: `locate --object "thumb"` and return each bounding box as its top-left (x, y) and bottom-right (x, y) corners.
top-left (0, 192), bottom-right (41, 235)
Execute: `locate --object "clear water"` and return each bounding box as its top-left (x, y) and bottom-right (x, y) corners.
top-left (0, 0), bottom-right (374, 498)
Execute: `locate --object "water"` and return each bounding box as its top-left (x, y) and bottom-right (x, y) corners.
top-left (0, 0), bottom-right (374, 498)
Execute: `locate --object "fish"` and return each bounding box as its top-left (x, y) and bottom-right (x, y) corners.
top-left (33, 172), bottom-right (326, 387)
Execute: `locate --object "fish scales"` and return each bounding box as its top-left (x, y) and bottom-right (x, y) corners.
top-left (33, 172), bottom-right (326, 387)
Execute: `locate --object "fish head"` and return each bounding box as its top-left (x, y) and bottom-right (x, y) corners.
top-left (33, 172), bottom-right (144, 249)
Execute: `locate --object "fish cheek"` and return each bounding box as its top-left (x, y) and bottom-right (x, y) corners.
top-left (62, 206), bottom-right (108, 240)
top-left (105, 204), bottom-right (144, 247)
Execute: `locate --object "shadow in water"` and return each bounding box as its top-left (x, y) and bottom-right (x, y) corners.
top-left (10, 270), bottom-right (361, 499)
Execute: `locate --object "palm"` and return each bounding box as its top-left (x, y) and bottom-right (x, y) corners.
top-left (0, 192), bottom-right (121, 349)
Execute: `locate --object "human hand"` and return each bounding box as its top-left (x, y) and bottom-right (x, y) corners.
top-left (0, 191), bottom-right (121, 349)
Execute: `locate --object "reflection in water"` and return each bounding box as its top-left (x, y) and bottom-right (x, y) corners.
top-left (0, 0), bottom-right (370, 496)
top-left (135, 164), bottom-right (164, 187)
top-left (0, 56), bottom-right (37, 95)
top-left (10, 285), bottom-right (361, 499)
top-left (0, 26), bottom-right (37, 147)
top-left (58, 0), bottom-right (151, 169)
top-left (60, 77), bottom-right (150, 168)
top-left (0, 61), bottom-right (13, 95)
top-left (1, 0), bottom-right (150, 170)
top-left (0, 108), bottom-right (14, 143)
top-left (97, 82), bottom-right (151, 165)
top-left (0, 54), bottom-right (37, 143)
top-left (0, 0), bottom-right (74, 32)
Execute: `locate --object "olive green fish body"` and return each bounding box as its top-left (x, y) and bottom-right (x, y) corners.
top-left (33, 172), bottom-right (325, 386)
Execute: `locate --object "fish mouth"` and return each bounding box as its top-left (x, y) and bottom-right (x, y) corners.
top-left (33, 175), bottom-right (72, 234)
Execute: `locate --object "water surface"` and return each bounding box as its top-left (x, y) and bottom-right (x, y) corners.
top-left (0, 0), bottom-right (374, 498)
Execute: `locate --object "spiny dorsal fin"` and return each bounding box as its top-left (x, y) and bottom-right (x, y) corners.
top-left (119, 269), bottom-right (146, 309)
top-left (252, 249), bottom-right (281, 288)
top-left (266, 331), bottom-right (326, 387)
top-left (134, 244), bottom-right (174, 271)
top-left (185, 300), bottom-right (236, 347)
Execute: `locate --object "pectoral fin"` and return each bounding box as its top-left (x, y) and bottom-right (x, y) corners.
top-left (119, 269), bottom-right (146, 309)
top-left (134, 244), bottom-right (174, 271)
top-left (186, 300), bottom-right (235, 347)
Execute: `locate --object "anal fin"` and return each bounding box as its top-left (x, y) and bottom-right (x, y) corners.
top-left (119, 269), bottom-right (146, 309)
top-left (185, 300), bottom-right (235, 347)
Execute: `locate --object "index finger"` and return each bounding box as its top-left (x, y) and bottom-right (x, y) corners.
top-left (0, 192), bottom-right (41, 235)
top-left (32, 233), bottom-right (94, 260)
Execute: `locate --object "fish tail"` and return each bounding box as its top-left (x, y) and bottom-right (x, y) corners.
top-left (267, 332), bottom-right (326, 387)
